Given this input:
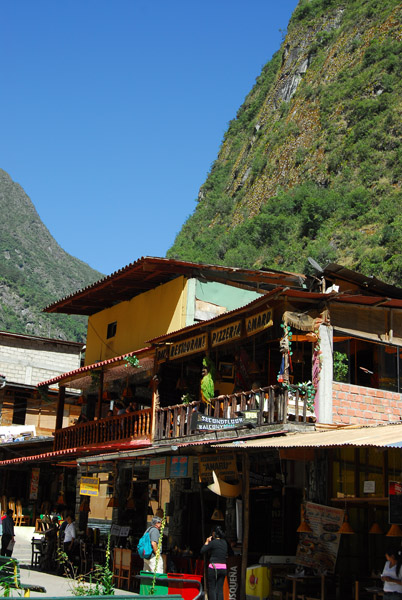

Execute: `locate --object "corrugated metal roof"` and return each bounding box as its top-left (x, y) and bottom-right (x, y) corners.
top-left (214, 423), bottom-right (402, 449)
top-left (44, 257), bottom-right (306, 316)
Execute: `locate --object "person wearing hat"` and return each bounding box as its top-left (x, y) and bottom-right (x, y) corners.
top-left (143, 516), bottom-right (163, 573)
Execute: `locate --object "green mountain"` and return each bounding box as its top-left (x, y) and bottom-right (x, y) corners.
top-left (0, 169), bottom-right (103, 341)
top-left (168, 0), bottom-right (402, 284)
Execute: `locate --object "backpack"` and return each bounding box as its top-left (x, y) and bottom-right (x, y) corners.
top-left (137, 527), bottom-right (153, 559)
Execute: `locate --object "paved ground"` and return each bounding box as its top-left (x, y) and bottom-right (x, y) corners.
top-left (2, 526), bottom-right (137, 597)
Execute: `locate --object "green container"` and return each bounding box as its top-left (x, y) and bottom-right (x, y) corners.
top-left (140, 571), bottom-right (169, 595)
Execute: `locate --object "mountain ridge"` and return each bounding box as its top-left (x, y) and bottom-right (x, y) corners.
top-left (0, 169), bottom-right (103, 341)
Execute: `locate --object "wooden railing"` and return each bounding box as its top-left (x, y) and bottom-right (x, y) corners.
top-left (53, 409), bottom-right (152, 451)
top-left (154, 385), bottom-right (311, 441)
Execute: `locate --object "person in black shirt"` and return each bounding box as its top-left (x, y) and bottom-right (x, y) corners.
top-left (1, 509), bottom-right (15, 557)
top-left (200, 526), bottom-right (229, 600)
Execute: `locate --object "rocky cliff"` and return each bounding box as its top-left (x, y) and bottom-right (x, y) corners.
top-left (0, 169), bottom-right (102, 341)
top-left (168, 0), bottom-right (402, 284)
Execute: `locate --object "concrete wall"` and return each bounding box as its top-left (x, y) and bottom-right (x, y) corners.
top-left (332, 381), bottom-right (402, 425)
top-left (0, 335), bottom-right (82, 386)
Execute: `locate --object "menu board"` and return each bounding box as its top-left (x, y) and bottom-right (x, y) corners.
top-left (295, 502), bottom-right (344, 574)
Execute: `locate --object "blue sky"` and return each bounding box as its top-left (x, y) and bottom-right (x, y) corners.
top-left (1, 0), bottom-right (299, 276)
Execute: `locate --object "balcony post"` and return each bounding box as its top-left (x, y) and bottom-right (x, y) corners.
top-left (55, 385), bottom-right (65, 431)
top-left (151, 374), bottom-right (160, 441)
top-left (96, 371), bottom-right (104, 422)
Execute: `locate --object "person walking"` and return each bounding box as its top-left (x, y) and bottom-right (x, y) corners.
top-left (200, 525), bottom-right (230, 600)
top-left (143, 516), bottom-right (163, 574)
top-left (381, 545), bottom-right (402, 599)
top-left (1, 509), bottom-right (15, 557)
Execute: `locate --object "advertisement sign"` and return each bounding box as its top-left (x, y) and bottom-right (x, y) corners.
top-left (389, 481), bottom-right (402, 524)
top-left (169, 333), bottom-right (208, 359)
top-left (29, 468), bottom-right (40, 500)
top-left (170, 456), bottom-right (193, 478)
top-left (199, 453), bottom-right (238, 483)
top-left (211, 321), bottom-right (242, 348)
top-left (245, 309), bottom-right (273, 336)
top-left (295, 502), bottom-right (344, 574)
top-left (79, 476), bottom-right (100, 497)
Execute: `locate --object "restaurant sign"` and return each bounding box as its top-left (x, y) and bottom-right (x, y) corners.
top-left (80, 476), bottom-right (100, 497)
top-left (191, 411), bottom-right (257, 432)
top-left (211, 320), bottom-right (242, 348)
top-left (199, 453), bottom-right (238, 483)
top-left (245, 308), bottom-right (273, 336)
top-left (169, 333), bottom-right (208, 360)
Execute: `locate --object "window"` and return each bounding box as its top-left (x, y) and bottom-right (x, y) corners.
top-left (107, 321), bottom-right (117, 339)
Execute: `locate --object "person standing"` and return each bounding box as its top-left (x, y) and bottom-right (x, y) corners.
top-left (1, 509), bottom-right (15, 557)
top-left (200, 526), bottom-right (229, 600)
top-left (381, 545), bottom-right (402, 599)
top-left (143, 516), bottom-right (163, 574)
top-left (63, 514), bottom-right (76, 560)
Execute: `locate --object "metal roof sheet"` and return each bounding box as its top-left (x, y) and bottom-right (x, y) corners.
top-left (43, 256), bottom-right (306, 316)
top-left (214, 423), bottom-right (402, 449)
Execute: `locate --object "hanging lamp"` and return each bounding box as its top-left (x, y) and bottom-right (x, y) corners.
top-left (386, 524), bottom-right (402, 537)
top-left (369, 508), bottom-right (383, 534)
top-left (211, 508), bottom-right (225, 521)
top-left (107, 463), bottom-right (119, 508)
top-left (297, 504), bottom-right (313, 533)
top-left (338, 512), bottom-right (354, 534)
top-left (126, 467), bottom-right (135, 509)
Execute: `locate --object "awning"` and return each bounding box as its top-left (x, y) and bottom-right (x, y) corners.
top-left (214, 423), bottom-right (402, 449)
top-left (0, 439), bottom-right (152, 467)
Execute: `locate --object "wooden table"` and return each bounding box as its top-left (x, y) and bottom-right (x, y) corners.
top-left (286, 574), bottom-right (325, 600)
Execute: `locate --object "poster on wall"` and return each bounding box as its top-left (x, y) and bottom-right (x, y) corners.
top-left (29, 468), bottom-right (40, 500)
top-left (295, 502), bottom-right (344, 573)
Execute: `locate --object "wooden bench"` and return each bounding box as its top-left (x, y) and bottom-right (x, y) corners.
top-left (0, 556), bottom-right (46, 597)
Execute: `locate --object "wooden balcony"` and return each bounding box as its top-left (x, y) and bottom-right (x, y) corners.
top-left (53, 409), bottom-right (152, 451)
top-left (154, 385), bottom-right (312, 441)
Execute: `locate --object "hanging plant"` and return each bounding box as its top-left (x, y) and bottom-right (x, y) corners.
top-left (124, 355), bottom-right (140, 369)
top-left (181, 392), bottom-right (195, 405)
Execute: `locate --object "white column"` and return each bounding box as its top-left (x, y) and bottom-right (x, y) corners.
top-left (317, 324), bottom-right (333, 424)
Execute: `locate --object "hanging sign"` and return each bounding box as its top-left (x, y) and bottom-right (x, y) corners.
top-left (245, 308), bottom-right (273, 336)
top-left (191, 412), bottom-right (256, 432)
top-left (169, 333), bottom-right (208, 359)
top-left (29, 468), bottom-right (40, 500)
top-left (80, 476), bottom-right (100, 497)
top-left (199, 453), bottom-right (238, 483)
top-left (149, 457), bottom-right (168, 479)
top-left (211, 320), bottom-right (242, 348)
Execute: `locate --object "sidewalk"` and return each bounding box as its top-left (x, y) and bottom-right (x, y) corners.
top-left (3, 526), bottom-right (136, 597)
